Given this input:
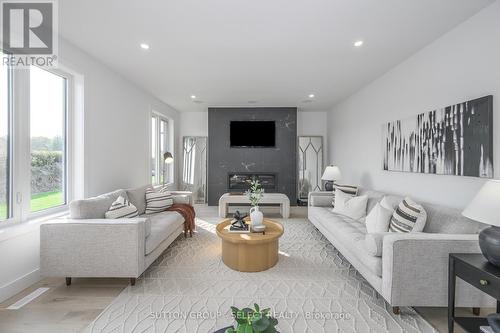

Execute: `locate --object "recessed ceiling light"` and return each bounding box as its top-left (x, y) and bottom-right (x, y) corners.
top-left (140, 43), bottom-right (150, 50)
top-left (190, 95), bottom-right (196, 99)
top-left (308, 94), bottom-right (315, 99)
top-left (354, 40), bottom-right (364, 47)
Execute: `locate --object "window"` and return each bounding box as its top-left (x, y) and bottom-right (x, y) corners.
top-left (30, 66), bottom-right (67, 212)
top-left (151, 113), bottom-right (172, 186)
top-left (0, 52), bottom-right (11, 220)
top-left (0, 62), bottom-right (73, 223)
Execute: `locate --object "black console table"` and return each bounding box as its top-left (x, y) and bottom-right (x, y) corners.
top-left (449, 253), bottom-right (500, 333)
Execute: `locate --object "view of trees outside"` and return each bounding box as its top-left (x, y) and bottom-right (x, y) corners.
top-left (0, 54), bottom-right (8, 219)
top-left (30, 66), bottom-right (66, 212)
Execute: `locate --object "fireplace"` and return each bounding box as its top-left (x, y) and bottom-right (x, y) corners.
top-left (228, 173), bottom-right (277, 192)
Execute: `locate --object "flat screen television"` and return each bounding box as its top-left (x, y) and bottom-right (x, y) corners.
top-left (230, 121), bottom-right (275, 147)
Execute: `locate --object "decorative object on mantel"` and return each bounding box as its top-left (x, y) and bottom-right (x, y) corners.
top-left (382, 95), bottom-right (493, 178)
top-left (246, 180), bottom-right (264, 226)
top-left (462, 180), bottom-right (500, 267)
top-left (321, 165), bottom-right (342, 191)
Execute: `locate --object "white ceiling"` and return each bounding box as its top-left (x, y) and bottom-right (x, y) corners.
top-left (59, 0), bottom-right (494, 112)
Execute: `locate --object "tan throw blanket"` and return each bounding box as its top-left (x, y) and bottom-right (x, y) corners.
top-left (167, 204), bottom-right (196, 237)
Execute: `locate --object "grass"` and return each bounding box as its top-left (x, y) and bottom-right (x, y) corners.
top-left (31, 190), bottom-right (64, 212)
top-left (0, 190), bottom-right (63, 219)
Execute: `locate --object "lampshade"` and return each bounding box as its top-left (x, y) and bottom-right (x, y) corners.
top-left (321, 165), bottom-right (342, 181)
top-left (462, 180), bottom-right (500, 227)
top-left (163, 152), bottom-right (174, 164)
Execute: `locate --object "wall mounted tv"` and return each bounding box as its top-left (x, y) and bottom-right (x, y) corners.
top-left (230, 121), bottom-right (276, 147)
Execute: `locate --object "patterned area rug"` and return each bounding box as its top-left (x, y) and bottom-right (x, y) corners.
top-left (84, 214), bottom-right (437, 333)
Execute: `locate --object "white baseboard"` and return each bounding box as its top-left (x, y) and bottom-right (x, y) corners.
top-left (0, 268), bottom-right (41, 303)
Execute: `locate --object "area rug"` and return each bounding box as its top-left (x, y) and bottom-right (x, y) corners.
top-left (84, 214), bottom-right (437, 333)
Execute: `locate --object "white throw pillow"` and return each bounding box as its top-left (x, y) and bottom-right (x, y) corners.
top-left (380, 195), bottom-right (400, 211)
top-left (365, 202), bottom-right (393, 233)
top-left (389, 197), bottom-right (427, 233)
top-left (105, 196), bottom-right (139, 219)
top-left (145, 189), bottom-right (174, 214)
top-left (332, 190), bottom-right (368, 220)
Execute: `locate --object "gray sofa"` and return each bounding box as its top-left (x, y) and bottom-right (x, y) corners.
top-left (308, 189), bottom-right (495, 313)
top-left (40, 185), bottom-right (192, 286)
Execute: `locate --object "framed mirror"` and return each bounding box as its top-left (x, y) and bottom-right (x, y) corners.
top-left (298, 136), bottom-right (324, 204)
top-left (182, 136), bottom-right (208, 204)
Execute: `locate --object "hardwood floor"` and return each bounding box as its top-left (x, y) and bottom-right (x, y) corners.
top-left (0, 206), bottom-right (490, 332)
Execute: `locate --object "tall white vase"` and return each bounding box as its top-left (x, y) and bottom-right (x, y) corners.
top-left (250, 206), bottom-right (263, 226)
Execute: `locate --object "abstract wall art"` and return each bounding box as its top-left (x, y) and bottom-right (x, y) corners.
top-left (382, 95), bottom-right (493, 178)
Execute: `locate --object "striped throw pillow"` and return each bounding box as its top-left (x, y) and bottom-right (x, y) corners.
top-left (331, 184), bottom-right (358, 207)
top-left (389, 197), bottom-right (427, 233)
top-left (105, 196), bottom-right (139, 219)
top-left (145, 189), bottom-right (173, 214)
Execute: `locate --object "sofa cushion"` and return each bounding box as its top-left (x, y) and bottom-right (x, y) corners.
top-left (423, 203), bottom-right (486, 234)
top-left (319, 211), bottom-right (382, 276)
top-left (126, 185), bottom-right (152, 215)
top-left (364, 232), bottom-right (392, 257)
top-left (389, 197), bottom-right (427, 233)
top-left (70, 189), bottom-right (128, 219)
top-left (145, 211), bottom-right (184, 255)
top-left (332, 190), bottom-right (368, 220)
top-left (105, 196), bottom-right (139, 219)
top-left (365, 202), bottom-right (393, 233)
top-left (145, 189), bottom-right (173, 214)
top-left (331, 184), bottom-right (358, 207)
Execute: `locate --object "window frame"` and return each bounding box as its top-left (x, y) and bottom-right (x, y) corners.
top-left (0, 64), bottom-right (75, 224)
top-left (150, 111), bottom-right (173, 187)
top-left (0, 52), bottom-right (13, 222)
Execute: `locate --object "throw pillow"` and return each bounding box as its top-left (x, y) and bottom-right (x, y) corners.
top-left (364, 232), bottom-right (391, 257)
top-left (105, 196), bottom-right (139, 219)
top-left (332, 190), bottom-right (368, 220)
top-left (331, 184), bottom-right (359, 207)
top-left (365, 202), bottom-right (393, 233)
top-left (389, 197), bottom-right (427, 233)
top-left (145, 188), bottom-right (173, 214)
top-left (380, 195), bottom-right (400, 211)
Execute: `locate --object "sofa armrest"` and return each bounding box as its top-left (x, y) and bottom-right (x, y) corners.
top-left (40, 218), bottom-right (147, 278)
top-left (308, 191), bottom-right (334, 207)
top-left (381, 233), bottom-right (494, 307)
top-left (168, 191), bottom-right (193, 205)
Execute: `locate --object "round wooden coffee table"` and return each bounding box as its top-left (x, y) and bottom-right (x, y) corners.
top-left (216, 218), bottom-right (284, 272)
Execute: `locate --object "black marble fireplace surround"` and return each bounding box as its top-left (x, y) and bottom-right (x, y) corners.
top-left (208, 107), bottom-right (297, 206)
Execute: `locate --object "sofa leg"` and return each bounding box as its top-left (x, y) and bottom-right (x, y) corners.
top-left (65, 277), bottom-right (71, 286)
top-left (130, 278), bottom-right (136, 286)
top-left (472, 307), bottom-right (480, 316)
top-left (392, 307), bottom-right (400, 315)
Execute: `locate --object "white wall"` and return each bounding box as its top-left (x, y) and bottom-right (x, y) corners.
top-left (0, 38), bottom-right (181, 303)
top-left (179, 111), bottom-right (208, 138)
top-left (327, 1), bottom-right (500, 209)
top-left (60, 40), bottom-right (181, 196)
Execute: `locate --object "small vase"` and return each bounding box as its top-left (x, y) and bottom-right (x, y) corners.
top-left (250, 206), bottom-right (263, 226)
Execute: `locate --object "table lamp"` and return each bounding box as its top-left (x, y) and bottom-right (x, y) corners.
top-left (321, 165), bottom-right (341, 191)
top-left (462, 180), bottom-right (500, 267)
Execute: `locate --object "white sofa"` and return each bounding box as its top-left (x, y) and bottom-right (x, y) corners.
top-left (40, 185), bottom-right (192, 286)
top-left (308, 189), bottom-right (495, 313)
